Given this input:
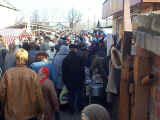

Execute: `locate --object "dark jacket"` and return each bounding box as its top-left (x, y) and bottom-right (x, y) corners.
top-left (62, 51), bottom-right (85, 91)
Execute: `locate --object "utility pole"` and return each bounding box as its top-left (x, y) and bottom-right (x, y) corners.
top-left (88, 16), bottom-right (90, 30)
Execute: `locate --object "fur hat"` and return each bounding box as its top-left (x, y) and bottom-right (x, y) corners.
top-left (82, 104), bottom-right (111, 120)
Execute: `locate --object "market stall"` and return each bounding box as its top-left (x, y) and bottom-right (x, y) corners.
top-left (0, 28), bottom-right (32, 46)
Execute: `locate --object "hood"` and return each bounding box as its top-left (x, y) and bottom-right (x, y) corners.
top-left (58, 45), bottom-right (70, 55)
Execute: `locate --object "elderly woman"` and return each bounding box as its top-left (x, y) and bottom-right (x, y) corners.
top-left (81, 104), bottom-right (111, 120)
top-left (38, 67), bottom-right (59, 120)
top-left (0, 48), bottom-right (45, 120)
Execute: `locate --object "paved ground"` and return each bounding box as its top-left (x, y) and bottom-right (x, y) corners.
top-left (59, 112), bottom-right (81, 120)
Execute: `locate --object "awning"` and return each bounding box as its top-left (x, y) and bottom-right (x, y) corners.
top-left (0, 29), bottom-right (32, 45)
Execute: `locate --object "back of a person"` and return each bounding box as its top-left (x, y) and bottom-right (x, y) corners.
top-left (64, 52), bottom-right (81, 79)
top-left (53, 45), bottom-right (69, 89)
top-left (63, 51), bottom-right (84, 91)
top-left (28, 50), bottom-right (39, 65)
top-left (4, 66), bottom-right (41, 120)
top-left (41, 79), bottom-right (59, 112)
top-left (4, 52), bottom-right (16, 71)
top-left (39, 67), bottom-right (59, 120)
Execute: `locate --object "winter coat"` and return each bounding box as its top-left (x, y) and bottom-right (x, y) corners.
top-left (4, 49), bottom-right (17, 71)
top-left (28, 50), bottom-right (39, 65)
top-left (95, 47), bottom-right (106, 58)
top-left (0, 65), bottom-right (45, 120)
top-left (0, 47), bottom-right (8, 74)
top-left (62, 51), bottom-right (85, 92)
top-left (52, 46), bottom-right (69, 89)
top-left (90, 56), bottom-right (107, 84)
top-left (41, 79), bottom-right (59, 120)
top-left (106, 47), bottom-right (122, 95)
top-left (30, 61), bottom-right (55, 84)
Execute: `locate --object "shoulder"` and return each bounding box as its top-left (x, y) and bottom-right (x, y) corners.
top-left (6, 66), bottom-right (37, 75)
top-left (43, 80), bottom-right (55, 88)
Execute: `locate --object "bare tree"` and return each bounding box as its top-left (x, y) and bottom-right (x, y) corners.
top-left (67, 8), bottom-right (82, 28)
top-left (30, 10), bottom-right (40, 23)
top-left (14, 16), bottom-right (25, 25)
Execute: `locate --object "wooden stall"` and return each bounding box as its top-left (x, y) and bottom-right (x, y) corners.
top-left (102, 0), bottom-right (160, 120)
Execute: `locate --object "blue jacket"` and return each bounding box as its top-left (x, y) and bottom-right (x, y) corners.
top-left (30, 61), bottom-right (56, 83)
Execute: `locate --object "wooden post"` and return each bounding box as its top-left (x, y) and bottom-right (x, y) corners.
top-left (133, 47), bottom-right (152, 120)
top-left (118, 0), bottom-right (133, 119)
top-left (118, 31), bottom-right (132, 120)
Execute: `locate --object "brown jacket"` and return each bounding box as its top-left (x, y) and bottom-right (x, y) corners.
top-left (0, 65), bottom-right (45, 120)
top-left (41, 79), bottom-right (59, 114)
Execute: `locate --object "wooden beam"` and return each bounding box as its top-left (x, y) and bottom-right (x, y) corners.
top-left (143, 0), bottom-right (160, 2)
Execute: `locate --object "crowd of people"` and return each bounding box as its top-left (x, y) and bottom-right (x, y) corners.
top-left (0, 30), bottom-right (122, 120)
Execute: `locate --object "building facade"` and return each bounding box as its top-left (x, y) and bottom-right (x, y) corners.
top-left (102, 1), bottom-right (160, 120)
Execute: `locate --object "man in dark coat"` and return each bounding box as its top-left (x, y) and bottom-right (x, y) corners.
top-left (62, 44), bottom-right (85, 113)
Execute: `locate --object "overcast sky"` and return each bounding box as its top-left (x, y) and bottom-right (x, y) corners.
top-left (0, 0), bottom-right (104, 28)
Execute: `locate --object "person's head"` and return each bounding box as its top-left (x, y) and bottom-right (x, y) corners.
top-left (35, 52), bottom-right (48, 62)
top-left (15, 48), bottom-right (28, 65)
top-left (8, 43), bottom-right (16, 53)
top-left (69, 44), bottom-right (78, 53)
top-left (0, 35), bottom-right (6, 47)
top-left (50, 46), bottom-right (54, 52)
top-left (44, 36), bottom-right (51, 42)
top-left (81, 104), bottom-right (111, 120)
top-left (29, 42), bottom-right (36, 50)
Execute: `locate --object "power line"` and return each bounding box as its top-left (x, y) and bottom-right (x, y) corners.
top-left (0, 0), bottom-right (19, 11)
top-left (0, 3), bottom-right (18, 11)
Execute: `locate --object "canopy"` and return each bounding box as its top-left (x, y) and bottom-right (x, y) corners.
top-left (0, 29), bottom-right (32, 45)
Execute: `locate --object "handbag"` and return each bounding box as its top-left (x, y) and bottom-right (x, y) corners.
top-left (59, 86), bottom-right (69, 105)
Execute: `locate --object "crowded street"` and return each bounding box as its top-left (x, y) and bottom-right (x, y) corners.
top-left (1, 0), bottom-right (160, 120)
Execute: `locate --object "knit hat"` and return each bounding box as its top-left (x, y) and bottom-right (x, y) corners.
top-left (82, 104), bottom-right (111, 120)
top-left (39, 67), bottom-right (49, 83)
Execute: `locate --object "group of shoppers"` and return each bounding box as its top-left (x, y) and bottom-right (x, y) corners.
top-left (0, 30), bottom-right (122, 120)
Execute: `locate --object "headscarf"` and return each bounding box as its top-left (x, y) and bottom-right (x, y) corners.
top-left (81, 104), bottom-right (111, 120)
top-left (38, 67), bottom-right (49, 83)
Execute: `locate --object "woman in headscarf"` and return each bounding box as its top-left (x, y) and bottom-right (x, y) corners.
top-left (38, 67), bottom-right (59, 120)
top-left (81, 104), bottom-right (111, 120)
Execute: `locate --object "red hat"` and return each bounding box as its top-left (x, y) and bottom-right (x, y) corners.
top-left (39, 67), bottom-right (49, 83)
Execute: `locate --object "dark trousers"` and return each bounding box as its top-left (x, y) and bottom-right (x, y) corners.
top-left (68, 89), bottom-right (81, 113)
top-left (55, 88), bottom-right (61, 120)
top-left (28, 117), bottom-right (37, 120)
